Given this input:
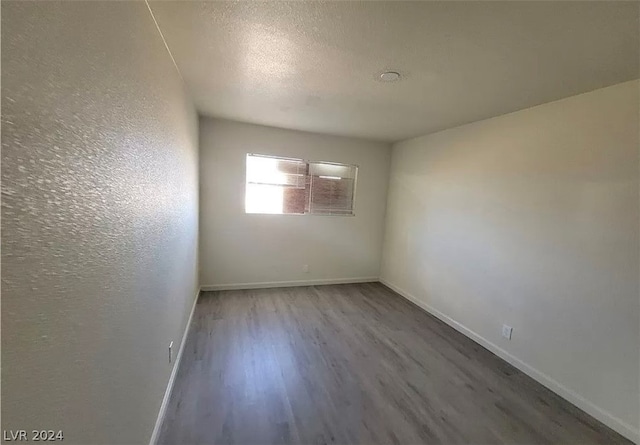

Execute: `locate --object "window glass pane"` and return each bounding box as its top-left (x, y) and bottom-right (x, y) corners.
top-left (309, 162), bottom-right (357, 215)
top-left (245, 183), bottom-right (284, 214)
top-left (283, 182), bottom-right (309, 214)
top-left (246, 154), bottom-right (307, 214)
top-left (246, 155), bottom-right (306, 188)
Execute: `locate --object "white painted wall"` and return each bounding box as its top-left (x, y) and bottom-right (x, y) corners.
top-left (2, 3), bottom-right (198, 444)
top-left (380, 80), bottom-right (639, 442)
top-left (199, 118), bottom-right (390, 289)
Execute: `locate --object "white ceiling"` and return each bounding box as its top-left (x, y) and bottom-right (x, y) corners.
top-left (149, 1), bottom-right (639, 142)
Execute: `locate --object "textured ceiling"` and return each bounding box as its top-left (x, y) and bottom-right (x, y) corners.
top-left (149, 1), bottom-right (639, 142)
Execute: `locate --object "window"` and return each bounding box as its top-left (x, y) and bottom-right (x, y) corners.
top-left (245, 154), bottom-right (357, 216)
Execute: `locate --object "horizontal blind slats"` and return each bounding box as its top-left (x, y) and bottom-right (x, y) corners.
top-left (246, 154), bottom-right (356, 215)
top-left (247, 154), bottom-right (307, 187)
top-left (309, 161), bottom-right (356, 215)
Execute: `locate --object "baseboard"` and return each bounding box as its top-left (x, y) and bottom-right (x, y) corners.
top-left (379, 278), bottom-right (639, 444)
top-left (148, 286), bottom-right (201, 445)
top-left (201, 277), bottom-right (379, 291)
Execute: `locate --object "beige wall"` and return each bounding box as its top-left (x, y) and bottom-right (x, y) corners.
top-left (1, 2), bottom-right (199, 444)
top-left (199, 118), bottom-right (390, 289)
top-left (380, 80), bottom-right (639, 441)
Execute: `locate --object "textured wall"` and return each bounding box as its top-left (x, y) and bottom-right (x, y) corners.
top-left (1, 2), bottom-right (198, 444)
top-left (199, 118), bottom-right (390, 288)
top-left (380, 80), bottom-right (639, 441)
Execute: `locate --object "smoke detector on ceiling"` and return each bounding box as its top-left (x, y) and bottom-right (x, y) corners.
top-left (379, 71), bottom-right (401, 82)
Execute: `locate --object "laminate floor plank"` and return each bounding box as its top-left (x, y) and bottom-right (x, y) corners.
top-left (158, 283), bottom-right (631, 445)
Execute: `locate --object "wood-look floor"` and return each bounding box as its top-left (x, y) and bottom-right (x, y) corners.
top-left (158, 283), bottom-right (631, 445)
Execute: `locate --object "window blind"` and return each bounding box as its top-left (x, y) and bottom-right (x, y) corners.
top-left (245, 154), bottom-right (356, 216)
top-left (308, 162), bottom-right (357, 215)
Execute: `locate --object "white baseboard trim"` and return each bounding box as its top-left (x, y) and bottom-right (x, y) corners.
top-left (379, 278), bottom-right (639, 444)
top-left (149, 286), bottom-right (201, 445)
top-left (201, 277), bottom-right (379, 291)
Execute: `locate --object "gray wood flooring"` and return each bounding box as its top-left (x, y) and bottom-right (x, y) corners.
top-left (158, 282), bottom-right (631, 445)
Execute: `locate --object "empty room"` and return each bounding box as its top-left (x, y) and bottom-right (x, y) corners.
top-left (2, 1), bottom-right (638, 444)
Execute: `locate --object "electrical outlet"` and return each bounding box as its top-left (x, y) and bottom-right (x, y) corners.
top-left (502, 325), bottom-right (513, 340)
top-left (169, 341), bottom-right (173, 363)
top-left (302, 264), bottom-right (310, 273)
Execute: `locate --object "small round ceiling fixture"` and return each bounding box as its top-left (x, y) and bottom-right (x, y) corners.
top-left (379, 71), bottom-right (401, 82)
